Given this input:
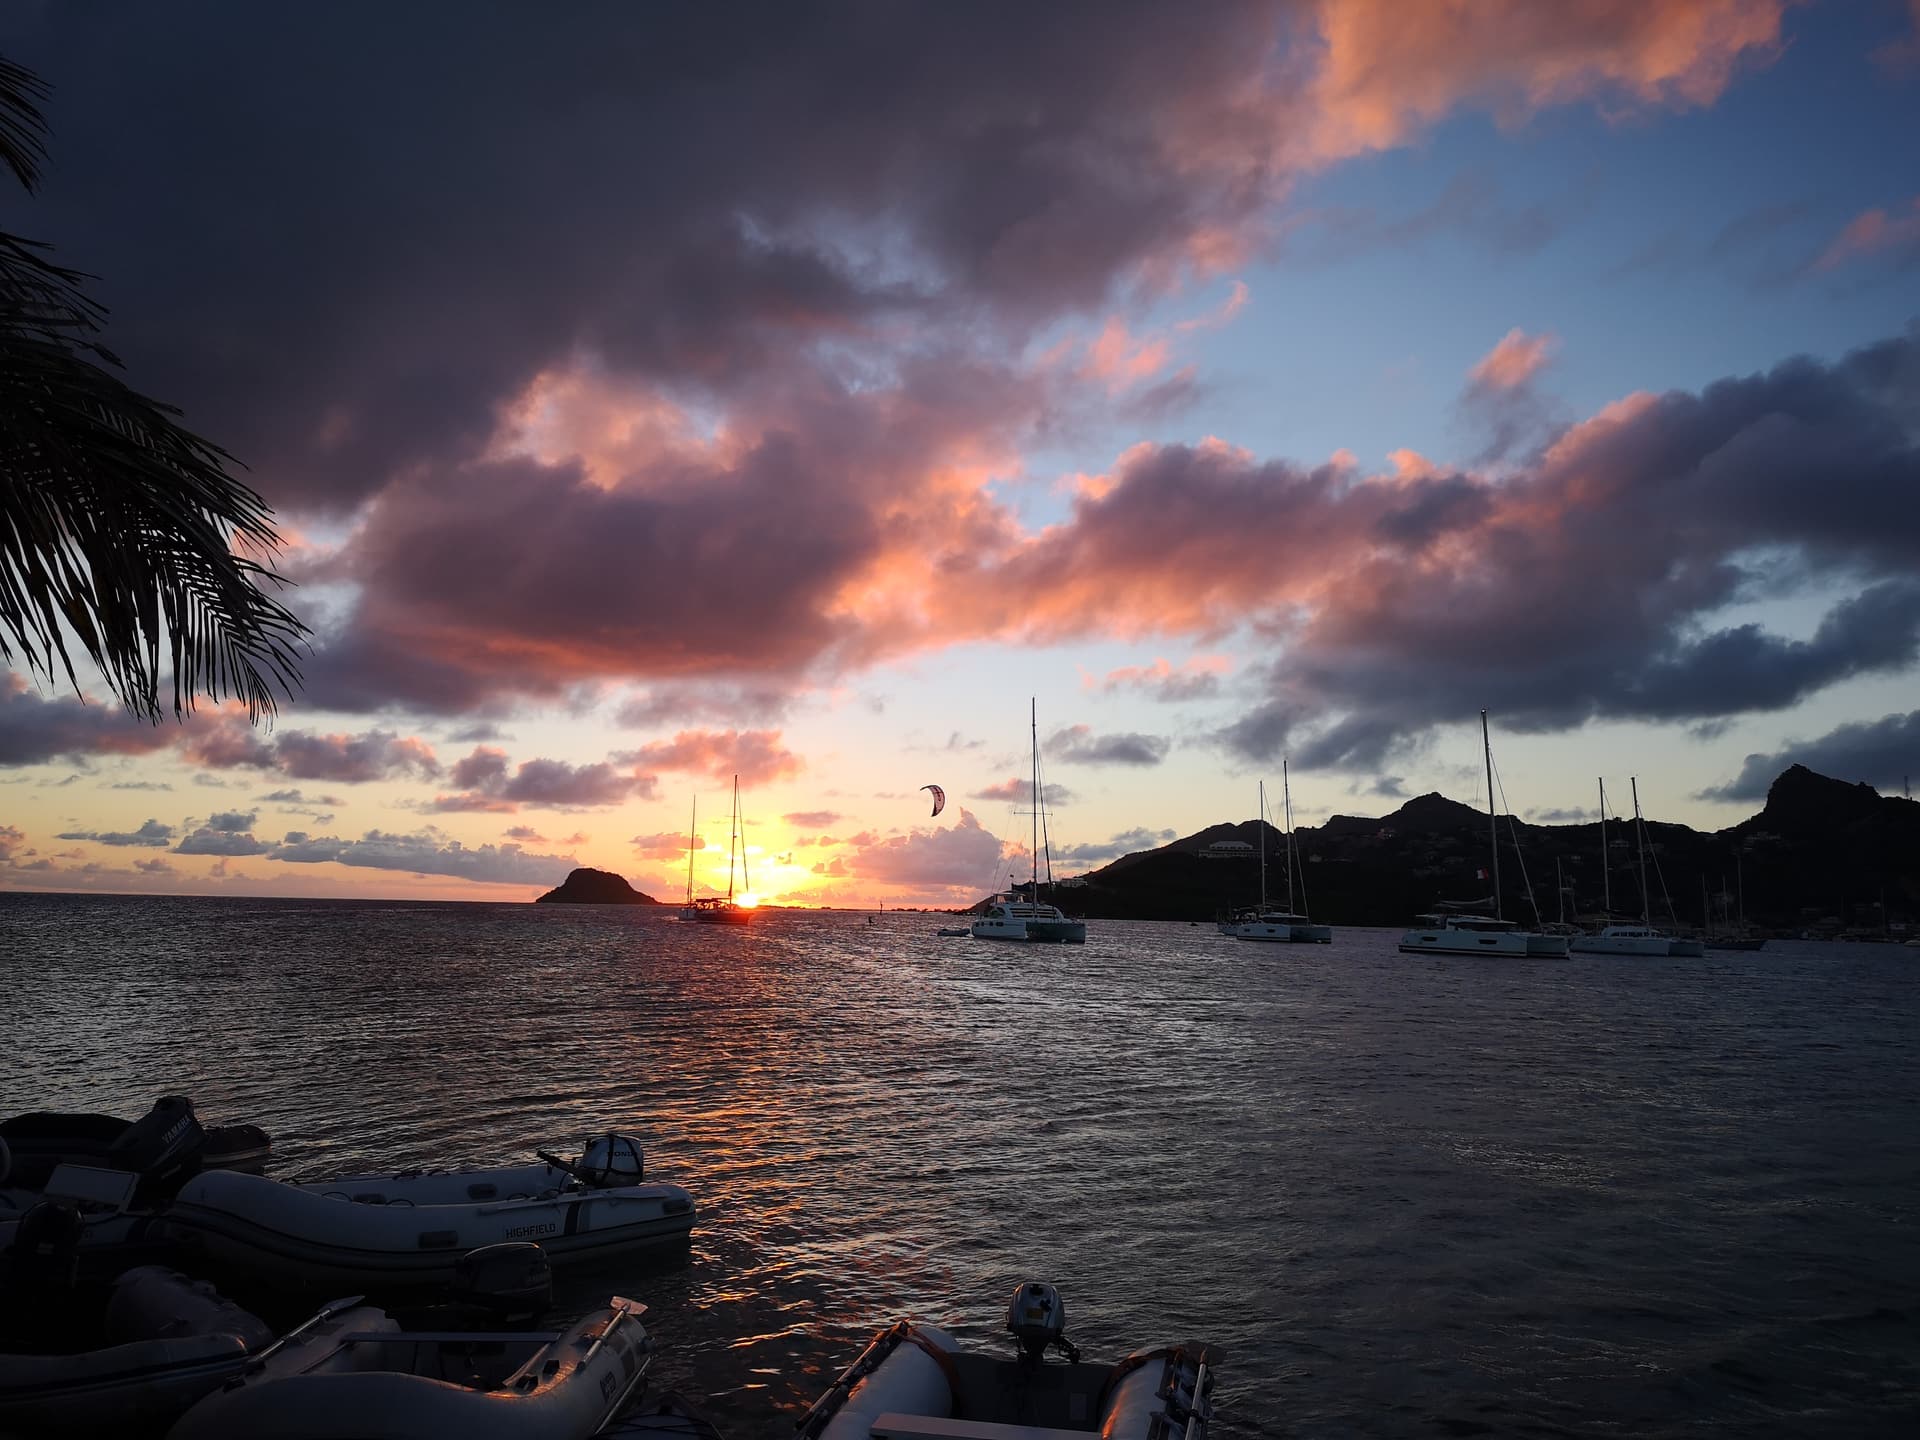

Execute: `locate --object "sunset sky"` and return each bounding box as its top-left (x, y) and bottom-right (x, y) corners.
top-left (3, 1), bottom-right (1918, 906)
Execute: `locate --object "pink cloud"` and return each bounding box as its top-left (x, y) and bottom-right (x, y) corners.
top-left (1094, 655), bottom-right (1232, 701)
top-left (1082, 316), bottom-right (1172, 389)
top-left (1175, 280), bottom-right (1251, 332)
top-left (615, 729), bottom-right (803, 787)
top-left (1468, 328), bottom-right (1557, 390)
top-left (1812, 197), bottom-right (1920, 271)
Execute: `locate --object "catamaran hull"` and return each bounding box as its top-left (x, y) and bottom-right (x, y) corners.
top-left (970, 919), bottom-right (1086, 943)
top-left (1223, 920), bottom-right (1331, 943)
top-left (1400, 930), bottom-right (1534, 957)
top-left (1570, 935), bottom-right (1704, 957)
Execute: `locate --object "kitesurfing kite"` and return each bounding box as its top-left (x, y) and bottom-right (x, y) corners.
top-left (921, 784), bottom-right (946, 818)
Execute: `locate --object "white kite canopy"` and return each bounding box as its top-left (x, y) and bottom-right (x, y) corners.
top-left (921, 784), bottom-right (945, 817)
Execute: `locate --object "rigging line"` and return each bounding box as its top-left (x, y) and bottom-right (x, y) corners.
top-left (1641, 809), bottom-right (1684, 929)
top-left (1284, 758), bottom-right (1308, 920)
top-left (1490, 754), bottom-right (1546, 929)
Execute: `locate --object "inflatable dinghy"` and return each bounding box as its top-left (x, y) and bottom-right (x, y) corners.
top-left (1, 1094), bottom-right (270, 1194)
top-left (167, 1294), bottom-right (650, 1440)
top-left (162, 1133), bottom-right (695, 1292)
top-left (798, 1283), bottom-right (1217, 1440)
top-left (0, 1259), bottom-right (272, 1434)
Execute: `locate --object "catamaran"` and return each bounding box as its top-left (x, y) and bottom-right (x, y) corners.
top-left (1218, 764), bottom-right (1330, 943)
top-left (1399, 711), bottom-right (1568, 958)
top-left (971, 701), bottom-right (1086, 944)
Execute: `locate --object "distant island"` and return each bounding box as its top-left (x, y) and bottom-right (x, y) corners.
top-left (1039, 764), bottom-right (1919, 936)
top-left (534, 868), bottom-right (660, 905)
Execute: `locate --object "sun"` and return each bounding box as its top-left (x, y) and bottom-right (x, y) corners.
top-left (737, 893), bottom-right (761, 908)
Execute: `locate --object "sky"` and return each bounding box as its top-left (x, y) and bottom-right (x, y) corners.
top-left (2, 0), bottom-right (1918, 907)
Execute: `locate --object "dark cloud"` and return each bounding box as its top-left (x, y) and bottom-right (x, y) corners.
top-left (0, 677), bottom-right (175, 768)
top-left (1698, 710), bottom-right (1920, 802)
top-left (182, 717), bottom-right (442, 783)
top-left (1053, 826), bottom-right (1178, 866)
top-left (974, 779), bottom-right (1074, 806)
top-left (175, 827), bottom-right (272, 856)
top-left (615, 686), bottom-right (795, 729)
top-left (257, 788), bottom-right (341, 804)
top-left (1530, 805), bottom-right (1595, 823)
top-left (109, 780), bottom-right (174, 791)
top-left (55, 818), bottom-right (173, 847)
top-left (1046, 725), bottom-right (1170, 766)
top-left (205, 811), bottom-right (258, 833)
top-left (431, 746), bottom-right (651, 812)
top-left (986, 327), bottom-right (1920, 772)
top-left (267, 830), bottom-right (576, 885)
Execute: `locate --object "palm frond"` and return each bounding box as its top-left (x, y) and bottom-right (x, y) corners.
top-left (0, 56), bottom-right (49, 192)
top-left (0, 54), bottom-right (309, 724)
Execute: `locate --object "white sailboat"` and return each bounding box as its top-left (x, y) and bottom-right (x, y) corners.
top-left (1218, 764), bottom-right (1331, 943)
top-left (1570, 777), bottom-right (1704, 957)
top-left (971, 701), bottom-right (1087, 944)
top-left (1399, 711), bottom-right (1568, 958)
top-left (686, 776), bottom-right (753, 925)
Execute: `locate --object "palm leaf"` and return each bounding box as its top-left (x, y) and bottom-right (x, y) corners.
top-left (0, 56), bottom-right (308, 724)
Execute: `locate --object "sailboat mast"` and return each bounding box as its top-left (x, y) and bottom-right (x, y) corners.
top-left (1631, 777), bottom-right (1649, 925)
top-left (1030, 697), bottom-right (1039, 899)
top-left (739, 776), bottom-right (750, 895)
top-left (1283, 760), bottom-right (1298, 915)
top-left (686, 795), bottom-right (697, 905)
top-left (1482, 710), bottom-right (1501, 921)
top-left (726, 775), bottom-right (739, 902)
top-left (1557, 855), bottom-right (1565, 926)
top-left (1598, 778), bottom-right (1611, 917)
top-left (1257, 780), bottom-right (1267, 910)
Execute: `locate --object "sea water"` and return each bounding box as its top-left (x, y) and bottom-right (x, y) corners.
top-left (3, 892), bottom-right (1916, 1437)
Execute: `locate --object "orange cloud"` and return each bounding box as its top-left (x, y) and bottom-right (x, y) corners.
top-left (1299, 0), bottom-right (1788, 164)
top-left (617, 729), bottom-right (804, 787)
top-left (1469, 328), bottom-right (1557, 390)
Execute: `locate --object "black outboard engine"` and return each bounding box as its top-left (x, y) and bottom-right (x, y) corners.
top-left (105, 1094), bottom-right (205, 1200)
top-left (576, 1133), bottom-right (643, 1187)
top-left (1005, 1281), bottom-right (1075, 1365)
top-left (449, 1242), bottom-right (553, 1326)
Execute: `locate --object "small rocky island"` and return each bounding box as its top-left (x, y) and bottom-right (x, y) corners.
top-left (534, 868), bottom-right (660, 905)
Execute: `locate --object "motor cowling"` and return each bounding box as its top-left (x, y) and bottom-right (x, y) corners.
top-left (576, 1133), bottom-right (644, 1187)
top-left (105, 1094), bottom-right (205, 1198)
top-left (1005, 1281), bottom-right (1068, 1364)
top-left (451, 1242), bottom-right (553, 1324)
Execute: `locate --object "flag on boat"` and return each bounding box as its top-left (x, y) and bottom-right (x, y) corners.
top-left (1476, 868), bottom-right (1488, 879)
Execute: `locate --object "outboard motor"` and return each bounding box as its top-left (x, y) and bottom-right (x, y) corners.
top-left (450, 1242), bottom-right (553, 1325)
top-left (1005, 1281), bottom-right (1075, 1365)
top-left (576, 1133), bottom-right (644, 1187)
top-left (105, 1094), bottom-right (205, 1199)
